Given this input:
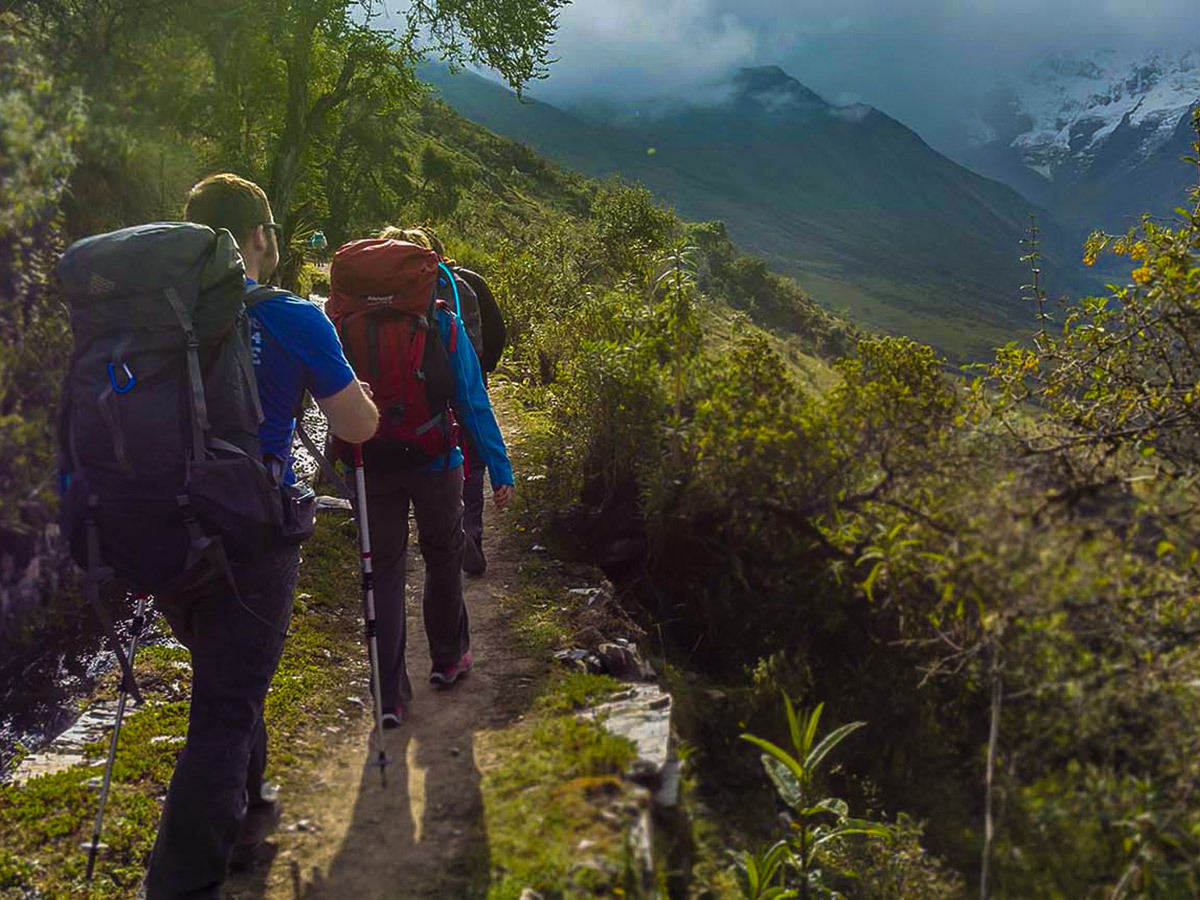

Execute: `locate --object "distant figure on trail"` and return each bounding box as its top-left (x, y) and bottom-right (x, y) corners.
top-left (143, 175), bottom-right (377, 895)
top-left (325, 228), bottom-right (513, 730)
top-left (308, 229), bottom-right (329, 266)
top-left (385, 226), bottom-right (508, 575)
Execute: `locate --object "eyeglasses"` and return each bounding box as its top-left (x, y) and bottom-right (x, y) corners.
top-left (261, 222), bottom-right (284, 241)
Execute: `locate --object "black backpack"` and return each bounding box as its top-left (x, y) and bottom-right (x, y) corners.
top-left (453, 267), bottom-right (506, 374)
top-left (56, 223), bottom-right (289, 689)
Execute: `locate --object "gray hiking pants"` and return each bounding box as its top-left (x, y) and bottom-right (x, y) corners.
top-left (144, 542), bottom-right (297, 899)
top-left (365, 465), bottom-right (468, 708)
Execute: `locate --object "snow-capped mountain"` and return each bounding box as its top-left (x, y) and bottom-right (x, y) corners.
top-left (963, 49), bottom-right (1199, 230)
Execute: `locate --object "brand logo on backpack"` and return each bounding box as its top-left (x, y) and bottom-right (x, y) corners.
top-left (88, 273), bottom-right (116, 296)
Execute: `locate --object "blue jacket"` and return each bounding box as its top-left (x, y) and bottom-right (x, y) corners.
top-left (430, 307), bottom-right (514, 489)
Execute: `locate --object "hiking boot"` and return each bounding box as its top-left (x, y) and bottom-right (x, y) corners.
top-left (228, 799), bottom-right (282, 870)
top-left (430, 651), bottom-right (473, 687)
top-left (462, 535), bottom-right (487, 576)
top-left (381, 704), bottom-right (405, 730)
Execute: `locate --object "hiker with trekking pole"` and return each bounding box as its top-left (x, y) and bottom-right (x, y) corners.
top-left (324, 230), bottom-right (514, 730)
top-left (56, 172), bottom-right (378, 898)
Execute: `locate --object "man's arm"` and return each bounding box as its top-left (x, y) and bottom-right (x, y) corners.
top-left (315, 380), bottom-right (379, 444)
top-left (280, 303), bottom-right (379, 443)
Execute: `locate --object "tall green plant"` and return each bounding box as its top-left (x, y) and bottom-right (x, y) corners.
top-left (654, 239), bottom-right (701, 417)
top-left (0, 14), bottom-right (84, 546)
top-left (738, 697), bottom-right (889, 900)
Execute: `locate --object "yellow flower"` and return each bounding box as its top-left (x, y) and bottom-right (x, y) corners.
top-left (1131, 267), bottom-right (1152, 284)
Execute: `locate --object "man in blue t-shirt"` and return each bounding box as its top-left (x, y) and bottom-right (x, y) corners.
top-left (142, 174), bottom-right (378, 900)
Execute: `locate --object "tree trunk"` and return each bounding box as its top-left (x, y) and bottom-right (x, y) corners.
top-left (980, 649), bottom-right (1003, 900)
top-left (268, 17), bottom-right (315, 228)
top-left (269, 27), bottom-right (358, 240)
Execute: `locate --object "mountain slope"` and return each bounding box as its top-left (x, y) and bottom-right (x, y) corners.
top-left (422, 63), bottom-right (1094, 359)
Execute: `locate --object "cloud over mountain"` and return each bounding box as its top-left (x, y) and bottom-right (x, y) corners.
top-left (527, 0), bottom-right (1200, 154)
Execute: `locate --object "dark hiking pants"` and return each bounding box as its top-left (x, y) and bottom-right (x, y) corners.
top-left (144, 543), bottom-right (298, 899)
top-left (365, 465), bottom-right (468, 708)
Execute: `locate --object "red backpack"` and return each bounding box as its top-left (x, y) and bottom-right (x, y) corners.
top-left (326, 239), bottom-right (460, 469)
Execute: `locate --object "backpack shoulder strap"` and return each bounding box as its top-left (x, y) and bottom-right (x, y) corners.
top-left (245, 284), bottom-right (294, 305)
top-left (436, 262), bottom-right (460, 317)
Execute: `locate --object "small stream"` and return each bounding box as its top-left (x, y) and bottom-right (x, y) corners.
top-left (0, 602), bottom-right (145, 777)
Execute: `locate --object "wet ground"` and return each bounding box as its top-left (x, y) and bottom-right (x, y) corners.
top-left (0, 597), bottom-right (148, 776)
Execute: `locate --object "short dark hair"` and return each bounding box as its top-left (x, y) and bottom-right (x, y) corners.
top-left (184, 173), bottom-right (272, 244)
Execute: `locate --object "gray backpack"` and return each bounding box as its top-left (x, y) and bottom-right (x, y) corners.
top-left (56, 223), bottom-right (293, 692)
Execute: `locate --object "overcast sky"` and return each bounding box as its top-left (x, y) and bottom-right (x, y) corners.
top-left (513, 0), bottom-right (1200, 154)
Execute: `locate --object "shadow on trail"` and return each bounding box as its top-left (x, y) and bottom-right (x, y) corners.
top-left (296, 726), bottom-right (490, 899)
top-left (230, 712), bottom-right (491, 900)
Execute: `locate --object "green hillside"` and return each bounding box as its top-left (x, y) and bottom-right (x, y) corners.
top-left (421, 62), bottom-right (1099, 360)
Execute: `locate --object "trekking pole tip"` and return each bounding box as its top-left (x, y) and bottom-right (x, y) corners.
top-left (375, 750), bottom-right (391, 785)
top-left (82, 839), bottom-right (106, 881)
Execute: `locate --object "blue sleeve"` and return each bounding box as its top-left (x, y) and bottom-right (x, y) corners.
top-left (439, 310), bottom-right (514, 488)
top-left (287, 301), bottom-right (356, 400)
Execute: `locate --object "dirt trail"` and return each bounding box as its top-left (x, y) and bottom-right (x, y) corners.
top-left (226, 500), bottom-right (538, 900)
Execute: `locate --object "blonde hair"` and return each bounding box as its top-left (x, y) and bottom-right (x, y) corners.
top-left (378, 226), bottom-right (431, 248)
top-left (376, 226), bottom-right (453, 263)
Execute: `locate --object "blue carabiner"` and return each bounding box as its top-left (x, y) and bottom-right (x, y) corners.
top-left (107, 362), bottom-right (136, 394)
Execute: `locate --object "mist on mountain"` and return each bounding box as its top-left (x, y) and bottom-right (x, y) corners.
top-left (500, 0), bottom-right (1200, 163)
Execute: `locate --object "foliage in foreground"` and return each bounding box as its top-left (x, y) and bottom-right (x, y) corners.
top-left (0, 16), bottom-right (83, 619)
top-left (732, 696), bottom-right (960, 900)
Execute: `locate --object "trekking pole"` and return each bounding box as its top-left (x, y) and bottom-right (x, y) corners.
top-left (84, 593), bottom-right (150, 882)
top-left (353, 443), bottom-right (391, 785)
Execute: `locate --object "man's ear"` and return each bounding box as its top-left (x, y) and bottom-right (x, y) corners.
top-left (248, 224), bottom-right (267, 253)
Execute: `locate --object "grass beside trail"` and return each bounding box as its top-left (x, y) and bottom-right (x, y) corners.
top-left (475, 569), bottom-right (639, 899)
top-left (460, 391), bottom-right (643, 898)
top-left (0, 514), bottom-right (367, 899)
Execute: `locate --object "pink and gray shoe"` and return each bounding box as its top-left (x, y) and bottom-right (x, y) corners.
top-left (430, 651), bottom-right (473, 686)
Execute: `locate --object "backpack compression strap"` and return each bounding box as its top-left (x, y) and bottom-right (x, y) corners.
top-left (163, 287), bottom-right (209, 462)
top-left (294, 420), bottom-right (354, 503)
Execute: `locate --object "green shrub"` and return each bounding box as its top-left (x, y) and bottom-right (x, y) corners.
top-left (0, 13), bottom-right (84, 585)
